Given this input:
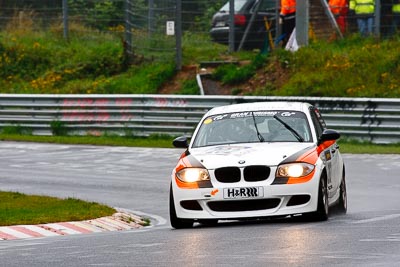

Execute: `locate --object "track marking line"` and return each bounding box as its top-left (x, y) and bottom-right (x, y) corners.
top-left (351, 214), bottom-right (400, 224)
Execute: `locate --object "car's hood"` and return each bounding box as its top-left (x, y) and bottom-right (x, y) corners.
top-left (190, 143), bottom-right (316, 169)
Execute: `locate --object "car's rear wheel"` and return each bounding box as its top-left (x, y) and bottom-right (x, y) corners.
top-left (336, 168), bottom-right (347, 213)
top-left (306, 175), bottom-right (329, 221)
top-left (169, 184), bottom-right (194, 229)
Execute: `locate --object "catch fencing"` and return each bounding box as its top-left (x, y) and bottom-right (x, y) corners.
top-left (0, 94), bottom-right (400, 144)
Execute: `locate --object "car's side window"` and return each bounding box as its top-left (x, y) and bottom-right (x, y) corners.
top-left (310, 107), bottom-right (325, 139)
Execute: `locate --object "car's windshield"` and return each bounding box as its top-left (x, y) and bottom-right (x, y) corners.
top-left (192, 110), bottom-right (313, 148)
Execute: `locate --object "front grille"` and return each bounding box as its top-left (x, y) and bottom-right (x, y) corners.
top-left (207, 199), bottom-right (280, 212)
top-left (243, 165), bottom-right (270, 182)
top-left (214, 165), bottom-right (271, 183)
top-left (214, 167), bottom-right (240, 183)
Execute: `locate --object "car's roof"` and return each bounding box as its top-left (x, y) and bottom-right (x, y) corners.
top-left (205, 101), bottom-right (312, 117)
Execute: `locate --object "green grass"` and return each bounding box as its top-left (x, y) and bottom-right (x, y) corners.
top-left (0, 134), bottom-right (175, 148)
top-left (0, 191), bottom-right (116, 226)
top-left (338, 139), bottom-right (400, 154)
top-left (267, 35), bottom-right (400, 97)
top-left (1, 133), bottom-right (400, 154)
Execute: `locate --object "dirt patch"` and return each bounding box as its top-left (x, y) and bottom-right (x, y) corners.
top-left (158, 65), bottom-right (198, 94)
top-left (158, 59), bottom-right (291, 95)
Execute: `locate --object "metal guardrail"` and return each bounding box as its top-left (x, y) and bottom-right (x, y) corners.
top-left (1, 94), bottom-right (400, 144)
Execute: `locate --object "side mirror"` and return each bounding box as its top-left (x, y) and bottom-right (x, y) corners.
top-left (318, 129), bottom-right (340, 144)
top-left (172, 136), bottom-right (189, 148)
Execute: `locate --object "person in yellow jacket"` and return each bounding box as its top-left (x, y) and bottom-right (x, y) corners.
top-left (353, 0), bottom-right (375, 36)
top-left (393, 0), bottom-right (400, 34)
top-left (347, 0), bottom-right (358, 32)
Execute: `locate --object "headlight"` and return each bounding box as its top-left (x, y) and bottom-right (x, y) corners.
top-left (276, 163), bottom-right (315, 178)
top-left (176, 168), bottom-right (210, 183)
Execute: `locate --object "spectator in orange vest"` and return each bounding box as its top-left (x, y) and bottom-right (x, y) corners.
top-left (280, 0), bottom-right (296, 46)
top-left (329, 0), bottom-right (349, 34)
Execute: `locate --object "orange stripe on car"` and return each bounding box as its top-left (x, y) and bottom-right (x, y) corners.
top-left (175, 177), bottom-right (199, 189)
top-left (173, 153), bottom-right (212, 189)
top-left (287, 169), bottom-right (316, 184)
top-left (278, 140), bottom-right (336, 184)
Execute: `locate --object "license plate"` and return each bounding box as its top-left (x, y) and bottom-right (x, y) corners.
top-left (223, 187), bottom-right (263, 199)
top-left (216, 21), bottom-right (226, 27)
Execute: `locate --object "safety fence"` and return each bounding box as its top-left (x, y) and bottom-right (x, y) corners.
top-left (0, 94), bottom-right (400, 144)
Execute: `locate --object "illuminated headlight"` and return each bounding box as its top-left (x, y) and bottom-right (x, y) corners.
top-left (176, 168), bottom-right (210, 183)
top-left (276, 163), bottom-right (315, 178)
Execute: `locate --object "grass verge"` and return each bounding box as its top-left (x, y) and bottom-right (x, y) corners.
top-left (338, 140), bottom-right (400, 154)
top-left (0, 191), bottom-right (116, 226)
top-left (0, 134), bottom-right (174, 148)
top-left (1, 134), bottom-right (400, 154)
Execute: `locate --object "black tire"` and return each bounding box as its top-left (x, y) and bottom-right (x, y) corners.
top-left (169, 184), bottom-right (194, 229)
top-left (306, 175), bottom-right (329, 221)
top-left (336, 169), bottom-right (347, 214)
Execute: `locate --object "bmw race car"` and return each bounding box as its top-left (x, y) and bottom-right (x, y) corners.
top-left (169, 102), bottom-right (347, 229)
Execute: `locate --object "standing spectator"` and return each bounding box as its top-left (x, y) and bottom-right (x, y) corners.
top-left (353, 0), bottom-right (375, 36)
top-left (280, 0), bottom-right (296, 46)
top-left (329, 0), bottom-right (349, 34)
top-left (392, 0), bottom-right (400, 34)
top-left (348, 0), bottom-right (359, 32)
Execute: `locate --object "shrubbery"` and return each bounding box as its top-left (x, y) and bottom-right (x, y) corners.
top-left (272, 36), bottom-right (400, 97)
top-left (0, 24), bottom-right (177, 94)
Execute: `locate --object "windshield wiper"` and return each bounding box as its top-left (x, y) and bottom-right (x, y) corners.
top-left (251, 112), bottom-right (265, 142)
top-left (273, 114), bottom-right (304, 142)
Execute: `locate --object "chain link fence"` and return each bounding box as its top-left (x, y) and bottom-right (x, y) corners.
top-left (0, 0), bottom-right (399, 67)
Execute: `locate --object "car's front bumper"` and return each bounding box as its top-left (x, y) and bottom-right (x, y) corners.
top-left (171, 169), bottom-right (321, 220)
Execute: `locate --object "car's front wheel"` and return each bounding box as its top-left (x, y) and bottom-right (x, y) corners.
top-left (306, 175), bottom-right (329, 221)
top-left (336, 168), bottom-right (347, 213)
top-left (169, 184), bottom-right (194, 229)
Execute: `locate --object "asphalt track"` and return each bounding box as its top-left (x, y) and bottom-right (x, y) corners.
top-left (0, 142), bottom-right (400, 266)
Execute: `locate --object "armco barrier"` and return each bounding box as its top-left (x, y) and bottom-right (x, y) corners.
top-left (1, 94), bottom-right (400, 144)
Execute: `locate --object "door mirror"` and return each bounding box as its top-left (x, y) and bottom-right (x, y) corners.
top-left (318, 129), bottom-right (340, 144)
top-left (172, 136), bottom-right (189, 148)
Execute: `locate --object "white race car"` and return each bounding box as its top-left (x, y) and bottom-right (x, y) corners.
top-left (170, 102), bottom-right (347, 229)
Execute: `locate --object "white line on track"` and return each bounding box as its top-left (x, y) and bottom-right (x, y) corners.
top-left (351, 213), bottom-right (400, 224)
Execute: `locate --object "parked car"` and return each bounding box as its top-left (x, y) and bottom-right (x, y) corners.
top-left (210, 0), bottom-right (277, 50)
top-left (169, 102), bottom-right (347, 229)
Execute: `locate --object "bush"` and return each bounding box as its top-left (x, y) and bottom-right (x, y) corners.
top-left (212, 54), bottom-right (267, 85)
top-left (180, 79), bottom-right (199, 95)
top-left (1, 125), bottom-right (32, 135)
top-left (51, 120), bottom-right (68, 136)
